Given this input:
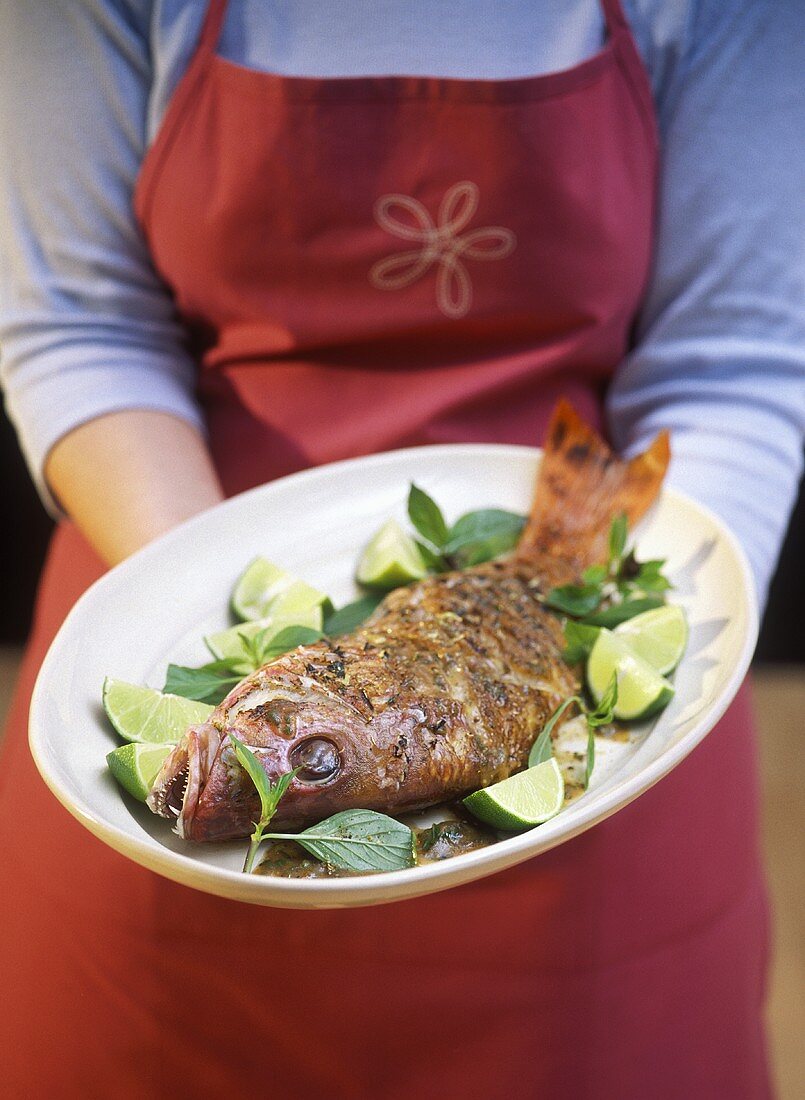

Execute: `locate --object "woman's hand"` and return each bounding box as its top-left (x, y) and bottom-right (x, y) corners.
top-left (45, 410), bottom-right (225, 567)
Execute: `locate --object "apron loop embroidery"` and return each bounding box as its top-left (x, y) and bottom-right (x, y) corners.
top-left (370, 181), bottom-right (516, 319)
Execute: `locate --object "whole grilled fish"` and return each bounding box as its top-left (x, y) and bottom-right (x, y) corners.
top-left (148, 403), bottom-right (669, 841)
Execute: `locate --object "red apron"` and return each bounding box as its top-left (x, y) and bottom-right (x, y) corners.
top-left (0, 1), bottom-right (771, 1095)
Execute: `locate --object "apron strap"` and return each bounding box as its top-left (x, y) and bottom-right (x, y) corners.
top-left (599, 0), bottom-right (658, 149)
top-left (196, 0), bottom-right (230, 59)
top-left (133, 0), bottom-right (229, 229)
top-left (600, 0), bottom-right (631, 38)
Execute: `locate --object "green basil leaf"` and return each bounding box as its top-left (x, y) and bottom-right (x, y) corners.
top-left (528, 696), bottom-right (581, 768)
top-left (583, 674), bottom-right (617, 787)
top-left (580, 596), bottom-right (664, 628)
top-left (414, 539), bottom-right (448, 572)
top-left (419, 822), bottom-right (449, 852)
top-left (259, 625), bottom-right (323, 661)
top-left (582, 564), bottom-right (607, 586)
top-left (324, 593), bottom-right (384, 635)
top-left (267, 769), bottom-right (299, 814)
top-left (294, 809), bottom-right (416, 872)
top-left (562, 621), bottom-right (600, 664)
top-left (443, 509), bottom-right (526, 555)
top-left (163, 626), bottom-right (319, 709)
top-left (617, 553), bottom-right (672, 596)
top-left (584, 725), bottom-right (596, 789)
top-left (450, 532), bottom-right (521, 568)
top-left (630, 569), bottom-right (672, 594)
top-left (164, 661), bottom-right (246, 705)
top-left (589, 672), bottom-right (618, 726)
top-left (238, 626), bottom-right (276, 668)
top-left (545, 583), bottom-right (603, 618)
top-left (638, 559), bottom-right (667, 575)
top-left (229, 735), bottom-right (274, 820)
top-left (443, 509), bottom-right (526, 567)
top-left (609, 513), bottom-right (628, 564)
top-left (407, 483), bottom-right (449, 549)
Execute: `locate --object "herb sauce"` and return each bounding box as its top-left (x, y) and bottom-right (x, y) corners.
top-left (255, 807), bottom-right (497, 878)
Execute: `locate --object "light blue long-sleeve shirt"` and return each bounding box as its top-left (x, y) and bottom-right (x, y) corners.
top-left (0, 0), bottom-right (803, 606)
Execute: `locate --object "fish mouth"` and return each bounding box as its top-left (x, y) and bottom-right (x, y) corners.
top-left (147, 722), bottom-right (221, 839)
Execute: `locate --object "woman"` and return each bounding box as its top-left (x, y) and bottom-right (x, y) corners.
top-left (1, 1), bottom-right (803, 1095)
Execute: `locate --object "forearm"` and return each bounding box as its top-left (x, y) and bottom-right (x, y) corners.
top-left (45, 410), bottom-right (224, 567)
top-left (607, 0), bottom-right (805, 608)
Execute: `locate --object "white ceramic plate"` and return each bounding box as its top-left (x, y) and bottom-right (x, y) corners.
top-left (29, 444), bottom-right (757, 909)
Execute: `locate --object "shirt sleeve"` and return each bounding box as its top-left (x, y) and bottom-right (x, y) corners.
top-left (609, 0), bottom-right (805, 609)
top-left (0, 0), bottom-right (205, 516)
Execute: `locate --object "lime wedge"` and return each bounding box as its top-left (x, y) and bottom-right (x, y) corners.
top-left (205, 606), bottom-right (324, 661)
top-left (106, 742), bottom-right (173, 801)
top-left (356, 519), bottom-right (428, 589)
top-left (614, 604), bottom-right (688, 675)
top-left (232, 558), bottom-right (328, 623)
top-left (587, 630), bottom-right (674, 721)
top-left (463, 758), bottom-right (565, 830)
top-left (102, 679), bottom-right (214, 744)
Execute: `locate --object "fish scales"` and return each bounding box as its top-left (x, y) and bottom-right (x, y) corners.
top-left (161, 561), bottom-right (574, 840)
top-left (148, 402), bottom-right (670, 843)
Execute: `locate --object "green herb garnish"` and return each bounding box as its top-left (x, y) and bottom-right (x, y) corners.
top-left (441, 508), bottom-right (527, 566)
top-left (562, 620), bottom-right (600, 664)
top-left (324, 593), bottom-right (384, 636)
top-left (546, 515), bottom-right (671, 635)
top-left (230, 736), bottom-right (299, 873)
top-left (281, 810), bottom-right (416, 873)
top-left (584, 672), bottom-right (619, 788)
top-left (528, 697), bottom-right (578, 767)
top-left (527, 673), bottom-right (618, 789)
top-left (407, 484), bottom-right (526, 571)
top-left (165, 625), bottom-right (323, 705)
top-left (579, 596), bottom-right (663, 628)
top-left (163, 660), bottom-right (247, 706)
top-left (413, 539), bottom-right (447, 572)
top-left (241, 624), bottom-right (323, 666)
top-left (408, 483), bottom-right (449, 550)
top-left (545, 583), bottom-right (602, 618)
top-left (609, 511), bottom-right (628, 565)
top-left (230, 738), bottom-right (416, 874)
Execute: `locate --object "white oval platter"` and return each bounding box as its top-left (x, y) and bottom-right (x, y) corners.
top-left (29, 444), bottom-right (757, 908)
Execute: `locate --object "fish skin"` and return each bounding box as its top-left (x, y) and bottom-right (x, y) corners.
top-left (151, 558), bottom-right (576, 841)
top-left (148, 402), bottom-right (670, 842)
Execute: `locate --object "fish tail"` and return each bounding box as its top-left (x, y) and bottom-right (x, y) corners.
top-left (516, 400), bottom-right (670, 568)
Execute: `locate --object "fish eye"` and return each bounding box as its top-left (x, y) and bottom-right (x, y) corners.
top-left (289, 738), bottom-right (341, 784)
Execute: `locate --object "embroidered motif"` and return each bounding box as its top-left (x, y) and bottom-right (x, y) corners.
top-left (369, 181), bottom-right (516, 319)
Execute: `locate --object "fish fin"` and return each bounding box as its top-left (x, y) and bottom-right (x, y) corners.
top-left (516, 400), bottom-right (670, 568)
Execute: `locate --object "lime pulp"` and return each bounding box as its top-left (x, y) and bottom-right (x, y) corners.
top-left (587, 630), bottom-right (674, 721)
top-left (205, 605), bottom-right (324, 661)
top-left (463, 758), bottom-right (565, 830)
top-left (102, 678), bottom-right (214, 744)
top-left (106, 742), bottom-right (173, 801)
top-left (356, 519), bottom-right (428, 589)
top-left (232, 558), bottom-right (328, 622)
top-left (614, 604), bottom-right (688, 675)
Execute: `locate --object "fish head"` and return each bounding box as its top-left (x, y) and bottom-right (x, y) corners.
top-left (147, 656), bottom-right (416, 841)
